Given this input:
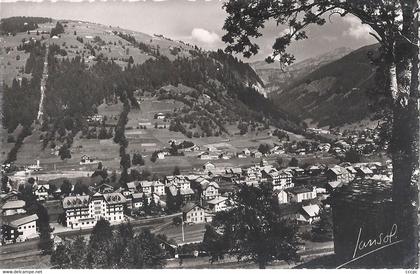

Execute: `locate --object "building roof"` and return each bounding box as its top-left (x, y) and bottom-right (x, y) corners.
top-left (327, 181), bottom-right (343, 189)
top-left (126, 182), bottom-right (136, 189)
top-left (346, 166), bottom-right (358, 174)
top-left (328, 167), bottom-right (342, 176)
top-left (63, 195), bottom-right (90, 209)
top-left (36, 184), bottom-right (50, 191)
top-left (180, 188), bottom-right (194, 196)
top-left (182, 202), bottom-right (202, 213)
top-left (301, 204), bottom-right (320, 218)
top-left (103, 193), bottom-right (126, 204)
top-left (207, 196), bottom-right (228, 205)
top-left (131, 193), bottom-right (144, 199)
top-left (229, 167), bottom-right (242, 174)
top-left (358, 166), bottom-right (374, 175)
top-left (2, 200), bottom-right (26, 210)
top-left (201, 181), bottom-right (220, 190)
top-left (167, 185), bottom-right (178, 196)
top-left (287, 187), bottom-right (313, 195)
top-left (10, 214), bottom-right (39, 227)
top-left (152, 181), bottom-right (164, 187)
top-left (140, 181), bottom-right (153, 188)
top-left (1, 214), bottom-right (39, 228)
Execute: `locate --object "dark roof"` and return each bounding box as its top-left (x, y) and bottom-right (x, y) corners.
top-left (287, 187), bottom-right (313, 194)
top-left (181, 202), bottom-right (202, 213)
top-left (1, 214), bottom-right (38, 228)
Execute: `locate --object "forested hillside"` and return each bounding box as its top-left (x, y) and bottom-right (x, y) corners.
top-left (270, 44), bottom-right (382, 128)
top-left (1, 18), bottom-right (303, 164)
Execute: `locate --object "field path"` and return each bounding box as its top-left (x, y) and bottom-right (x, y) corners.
top-left (36, 44), bottom-right (49, 123)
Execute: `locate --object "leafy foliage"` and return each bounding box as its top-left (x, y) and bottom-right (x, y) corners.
top-left (51, 221), bottom-right (166, 269)
top-left (211, 184), bottom-right (300, 268)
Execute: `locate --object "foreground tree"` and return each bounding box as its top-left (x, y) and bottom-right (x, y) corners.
top-left (86, 219), bottom-right (114, 268)
top-left (212, 184), bottom-right (299, 268)
top-left (311, 208), bottom-right (334, 242)
top-left (202, 224), bottom-right (229, 263)
top-left (50, 243), bottom-right (70, 268)
top-left (223, 0), bottom-right (419, 268)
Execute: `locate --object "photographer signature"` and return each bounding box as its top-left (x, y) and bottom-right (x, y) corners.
top-left (337, 224), bottom-right (403, 268)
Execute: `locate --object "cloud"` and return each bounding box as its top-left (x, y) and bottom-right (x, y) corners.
top-left (191, 27), bottom-right (220, 44)
top-left (343, 15), bottom-right (373, 40)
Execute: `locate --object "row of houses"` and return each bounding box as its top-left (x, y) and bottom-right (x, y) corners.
top-left (0, 192), bottom-right (39, 245)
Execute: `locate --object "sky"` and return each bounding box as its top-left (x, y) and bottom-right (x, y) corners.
top-left (0, 0), bottom-right (377, 62)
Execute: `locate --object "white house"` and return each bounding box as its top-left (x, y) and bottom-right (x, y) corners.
top-left (182, 203), bottom-right (205, 224)
top-left (152, 181), bottom-right (165, 196)
top-left (298, 204), bottom-right (321, 224)
top-left (1, 214), bottom-right (39, 244)
top-left (1, 200), bottom-right (26, 216)
top-left (286, 186), bottom-right (317, 203)
top-left (200, 181), bottom-right (220, 200)
top-left (34, 184), bottom-right (50, 200)
top-left (274, 189), bottom-right (289, 204)
top-left (206, 196), bottom-right (228, 213)
top-left (139, 181), bottom-right (153, 195)
top-left (131, 193), bottom-right (144, 208)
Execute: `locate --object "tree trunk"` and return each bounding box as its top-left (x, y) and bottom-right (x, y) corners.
top-left (391, 1), bottom-right (419, 268)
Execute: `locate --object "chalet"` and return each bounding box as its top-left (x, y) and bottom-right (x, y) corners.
top-left (203, 162), bottom-right (216, 170)
top-left (326, 167), bottom-right (353, 184)
top-left (318, 143), bottom-right (331, 152)
top-left (298, 204), bottom-right (321, 224)
top-left (1, 214), bottom-right (39, 244)
top-left (156, 123), bottom-right (168, 129)
top-left (227, 167), bottom-right (242, 177)
top-left (1, 200), bottom-right (26, 216)
top-left (286, 167), bottom-right (305, 177)
top-left (251, 151), bottom-right (263, 158)
top-left (271, 146), bottom-right (285, 155)
top-left (200, 180), bottom-right (220, 201)
top-left (286, 186), bottom-right (317, 203)
top-left (152, 181), bottom-right (165, 196)
top-left (242, 148), bottom-right (251, 156)
top-left (199, 152), bottom-right (219, 160)
top-left (139, 181), bottom-right (153, 195)
top-left (131, 193), bottom-right (144, 208)
top-left (274, 189), bottom-right (288, 204)
top-left (206, 196), bottom-right (228, 213)
top-left (356, 166), bottom-right (374, 178)
top-left (371, 174), bottom-right (392, 183)
top-left (34, 184), bottom-right (49, 200)
top-left (156, 113), bottom-right (166, 120)
top-left (157, 152), bottom-right (166, 160)
top-left (345, 166), bottom-right (358, 176)
top-left (182, 203), bottom-right (205, 224)
top-left (126, 182), bottom-right (137, 193)
top-left (207, 167), bottom-right (226, 176)
top-left (80, 155), bottom-right (96, 165)
top-left (165, 175), bottom-right (191, 191)
top-left (308, 165), bottom-right (322, 176)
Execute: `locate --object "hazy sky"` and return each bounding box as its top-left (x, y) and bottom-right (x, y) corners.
top-left (0, 0), bottom-right (376, 62)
